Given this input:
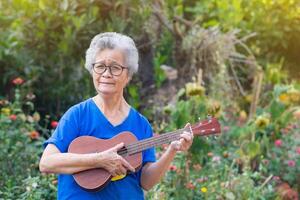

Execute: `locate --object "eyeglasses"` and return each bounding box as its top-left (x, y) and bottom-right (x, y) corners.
top-left (92, 62), bottom-right (128, 76)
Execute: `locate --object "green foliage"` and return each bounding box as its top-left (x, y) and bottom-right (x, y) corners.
top-left (0, 85), bottom-right (56, 199)
top-left (147, 83), bottom-right (299, 199)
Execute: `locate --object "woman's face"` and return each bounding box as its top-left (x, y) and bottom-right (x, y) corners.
top-left (92, 49), bottom-right (130, 96)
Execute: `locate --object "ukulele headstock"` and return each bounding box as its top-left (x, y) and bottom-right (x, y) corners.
top-left (190, 117), bottom-right (221, 136)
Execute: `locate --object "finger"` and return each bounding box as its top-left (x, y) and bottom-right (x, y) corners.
top-left (111, 143), bottom-right (125, 151)
top-left (172, 141), bottom-right (181, 151)
top-left (121, 158), bottom-right (135, 172)
top-left (118, 166), bottom-right (127, 175)
top-left (180, 133), bottom-right (193, 142)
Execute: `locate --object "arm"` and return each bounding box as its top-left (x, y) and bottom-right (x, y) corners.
top-left (140, 125), bottom-right (193, 191)
top-left (39, 143), bottom-right (135, 175)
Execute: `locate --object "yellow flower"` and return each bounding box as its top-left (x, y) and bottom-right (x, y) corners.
top-left (201, 187), bottom-right (207, 193)
top-left (255, 115), bottom-right (270, 129)
top-left (278, 93), bottom-right (289, 105)
top-left (207, 100), bottom-right (221, 117)
top-left (245, 95), bottom-right (253, 103)
top-left (239, 110), bottom-right (247, 122)
top-left (287, 89), bottom-right (300, 104)
top-left (185, 82), bottom-right (205, 97)
top-left (1, 107), bottom-right (11, 116)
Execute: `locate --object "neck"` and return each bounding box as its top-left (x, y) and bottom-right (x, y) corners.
top-left (94, 93), bottom-right (128, 116)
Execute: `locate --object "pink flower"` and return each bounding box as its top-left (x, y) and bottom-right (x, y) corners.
top-left (169, 165), bottom-right (177, 172)
top-left (274, 139), bottom-right (282, 147)
top-left (296, 147), bottom-right (300, 155)
top-left (223, 126), bottom-right (230, 132)
top-left (212, 156), bottom-right (221, 163)
top-left (9, 114), bottom-right (17, 121)
top-left (185, 182), bottom-right (195, 190)
top-left (51, 121), bottom-right (58, 128)
top-left (273, 176), bottom-right (280, 181)
top-left (12, 77), bottom-right (24, 85)
top-left (287, 160), bottom-right (295, 167)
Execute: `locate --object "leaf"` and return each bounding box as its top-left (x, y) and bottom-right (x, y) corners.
top-left (245, 141), bottom-right (261, 159)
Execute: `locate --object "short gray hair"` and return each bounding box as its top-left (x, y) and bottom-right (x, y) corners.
top-left (85, 32), bottom-right (139, 77)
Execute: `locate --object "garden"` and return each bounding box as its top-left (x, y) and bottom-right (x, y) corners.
top-left (0, 0), bottom-right (299, 199)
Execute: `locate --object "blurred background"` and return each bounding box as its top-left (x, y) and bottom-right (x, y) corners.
top-left (0, 0), bottom-right (299, 199)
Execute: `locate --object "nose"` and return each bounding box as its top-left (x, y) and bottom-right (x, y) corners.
top-left (101, 66), bottom-right (113, 78)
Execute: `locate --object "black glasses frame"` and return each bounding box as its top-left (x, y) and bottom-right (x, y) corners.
top-left (92, 62), bottom-right (128, 76)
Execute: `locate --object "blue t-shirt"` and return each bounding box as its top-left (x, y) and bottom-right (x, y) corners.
top-left (44, 98), bottom-right (156, 200)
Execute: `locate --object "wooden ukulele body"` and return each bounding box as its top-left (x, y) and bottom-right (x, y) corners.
top-left (68, 132), bottom-right (142, 192)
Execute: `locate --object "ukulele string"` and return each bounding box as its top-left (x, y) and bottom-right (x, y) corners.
top-left (117, 130), bottom-right (182, 156)
top-left (118, 127), bottom-right (216, 156)
top-left (124, 128), bottom-right (185, 155)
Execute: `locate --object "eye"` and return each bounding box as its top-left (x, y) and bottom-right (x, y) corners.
top-left (95, 64), bottom-right (106, 69)
top-left (111, 65), bottom-right (122, 71)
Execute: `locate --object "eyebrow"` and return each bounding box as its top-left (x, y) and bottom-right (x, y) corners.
top-left (93, 60), bottom-right (121, 65)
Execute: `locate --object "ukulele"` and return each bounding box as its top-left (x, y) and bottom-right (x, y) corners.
top-left (68, 117), bottom-right (221, 191)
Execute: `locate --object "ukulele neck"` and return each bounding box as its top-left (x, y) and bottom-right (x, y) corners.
top-left (122, 127), bottom-right (190, 156)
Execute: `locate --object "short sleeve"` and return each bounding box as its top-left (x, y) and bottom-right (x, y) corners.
top-left (142, 120), bottom-right (156, 164)
top-left (43, 106), bottom-right (80, 153)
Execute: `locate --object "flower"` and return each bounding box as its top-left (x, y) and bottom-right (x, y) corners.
top-left (51, 121), bottom-right (59, 128)
top-left (169, 165), bottom-right (177, 172)
top-left (207, 100), bottom-right (221, 117)
top-left (272, 176), bottom-right (280, 182)
top-left (296, 147), bottom-right (300, 155)
top-left (212, 156), bottom-right (221, 163)
top-left (32, 182), bottom-right (38, 188)
top-left (255, 115), bottom-right (270, 129)
top-left (12, 77), bottom-right (24, 85)
top-left (293, 109), bottom-right (300, 120)
top-left (29, 131), bottom-right (40, 140)
top-left (223, 151), bottom-right (229, 158)
top-left (185, 182), bottom-right (195, 190)
top-left (223, 126), bottom-right (230, 132)
top-left (239, 110), bottom-right (247, 122)
top-left (262, 159), bottom-right (269, 165)
top-left (287, 160), bottom-right (295, 167)
top-left (201, 187), bottom-right (207, 193)
top-left (33, 112), bottom-right (40, 122)
top-left (185, 82), bottom-right (205, 97)
top-left (193, 164), bottom-right (202, 171)
top-left (278, 93), bottom-right (289, 105)
top-left (274, 139), bottom-right (282, 147)
top-left (207, 152), bottom-right (214, 157)
top-left (26, 92), bottom-right (36, 100)
top-left (1, 107), bottom-right (11, 116)
top-left (9, 114), bottom-right (17, 121)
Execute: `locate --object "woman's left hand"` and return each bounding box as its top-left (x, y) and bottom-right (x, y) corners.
top-left (169, 123), bottom-right (193, 152)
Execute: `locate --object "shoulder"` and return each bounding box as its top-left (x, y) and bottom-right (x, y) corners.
top-left (130, 107), bottom-right (152, 129)
top-left (61, 98), bottom-right (93, 121)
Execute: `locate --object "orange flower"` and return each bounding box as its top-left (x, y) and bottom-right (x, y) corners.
top-left (193, 164), bottom-right (202, 171)
top-left (207, 152), bottom-right (214, 157)
top-left (12, 77), bottom-right (24, 85)
top-left (185, 182), bottom-right (195, 190)
top-left (29, 131), bottom-right (40, 140)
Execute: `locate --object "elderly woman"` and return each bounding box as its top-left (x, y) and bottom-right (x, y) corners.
top-left (39, 32), bottom-right (193, 200)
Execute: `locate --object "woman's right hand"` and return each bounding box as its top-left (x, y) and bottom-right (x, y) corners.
top-left (96, 143), bottom-right (135, 176)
